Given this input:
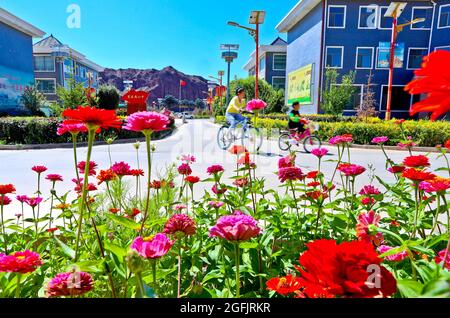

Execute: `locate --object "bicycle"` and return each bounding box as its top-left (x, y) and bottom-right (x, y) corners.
top-left (217, 111), bottom-right (263, 152)
top-left (278, 122), bottom-right (322, 153)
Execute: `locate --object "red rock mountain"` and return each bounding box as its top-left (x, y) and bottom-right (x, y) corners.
top-left (99, 66), bottom-right (209, 102)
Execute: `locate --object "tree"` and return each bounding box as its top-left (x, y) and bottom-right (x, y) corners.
top-left (195, 98), bottom-right (206, 109)
top-left (321, 68), bottom-right (356, 115)
top-left (357, 72), bottom-right (378, 121)
top-left (56, 78), bottom-right (88, 109)
top-left (97, 85), bottom-right (121, 110)
top-left (161, 95), bottom-right (179, 110)
top-left (20, 85), bottom-right (46, 116)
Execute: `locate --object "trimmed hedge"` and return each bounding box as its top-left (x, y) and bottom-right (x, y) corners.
top-left (0, 117), bottom-right (175, 145)
top-left (261, 113), bottom-right (357, 122)
top-left (215, 116), bottom-right (450, 147)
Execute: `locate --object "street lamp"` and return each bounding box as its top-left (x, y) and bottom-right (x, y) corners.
top-left (227, 10), bottom-right (265, 99)
top-left (220, 44), bottom-right (239, 106)
top-left (384, 2), bottom-right (425, 120)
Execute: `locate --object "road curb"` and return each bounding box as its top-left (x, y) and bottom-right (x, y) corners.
top-left (0, 128), bottom-right (176, 151)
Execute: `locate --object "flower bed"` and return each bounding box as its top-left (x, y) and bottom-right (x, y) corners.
top-left (0, 116), bottom-right (176, 145)
top-left (215, 116), bottom-right (450, 147)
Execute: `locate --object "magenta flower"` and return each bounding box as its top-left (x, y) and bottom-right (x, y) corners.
top-left (0, 196), bottom-right (11, 206)
top-left (111, 161), bottom-right (131, 176)
top-left (278, 167), bottom-right (304, 183)
top-left (246, 99), bottom-right (267, 111)
top-left (329, 134), bottom-right (353, 145)
top-left (131, 234), bottom-right (174, 259)
top-left (57, 122), bottom-right (88, 136)
top-left (359, 185), bottom-right (381, 196)
top-left (0, 250), bottom-right (42, 274)
top-left (46, 271), bottom-right (94, 297)
top-left (356, 210), bottom-right (384, 246)
top-left (174, 204), bottom-right (187, 211)
top-left (209, 201), bottom-right (225, 209)
top-left (278, 155), bottom-right (296, 169)
top-left (372, 136), bottom-right (389, 144)
top-left (378, 245), bottom-right (408, 262)
top-left (180, 154), bottom-right (196, 164)
top-left (163, 214), bottom-right (196, 236)
top-left (16, 195), bottom-right (29, 203)
top-left (207, 165), bottom-right (224, 175)
top-left (435, 249), bottom-right (450, 270)
top-left (178, 163), bottom-right (192, 176)
top-left (311, 148), bottom-right (329, 158)
top-left (338, 164), bottom-right (366, 177)
top-left (212, 184), bottom-right (227, 195)
top-left (25, 197), bottom-right (43, 208)
top-left (77, 161), bottom-right (98, 176)
top-left (123, 111), bottom-right (170, 133)
top-left (46, 174), bottom-right (63, 182)
top-left (209, 211), bottom-right (261, 241)
top-left (32, 166), bottom-right (47, 174)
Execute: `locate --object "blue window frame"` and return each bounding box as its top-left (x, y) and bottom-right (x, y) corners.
top-left (412, 7), bottom-right (433, 29)
top-left (328, 5), bottom-right (346, 28)
top-left (356, 48), bottom-right (373, 69)
top-left (439, 5), bottom-right (450, 28)
top-left (407, 48), bottom-right (428, 69)
top-left (326, 47), bottom-right (343, 68)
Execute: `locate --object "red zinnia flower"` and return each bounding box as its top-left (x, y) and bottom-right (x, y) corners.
top-left (403, 155), bottom-right (430, 168)
top-left (305, 190), bottom-right (328, 201)
top-left (278, 155), bottom-right (296, 169)
top-left (32, 166), bottom-right (47, 174)
top-left (307, 181), bottom-right (321, 187)
top-left (338, 164), bottom-right (366, 177)
top-left (233, 177), bottom-right (249, 188)
top-left (111, 161), bottom-right (131, 176)
top-left (130, 169), bottom-right (144, 177)
top-left (307, 171), bottom-right (320, 179)
top-left (435, 249), bottom-right (450, 270)
top-left (178, 163), bottom-right (192, 176)
top-left (77, 161), bottom-right (98, 176)
top-left (46, 271), bottom-right (94, 297)
top-left (278, 167), bottom-right (305, 183)
top-left (0, 196), bottom-right (11, 205)
top-left (0, 184), bottom-right (16, 195)
top-left (185, 176), bottom-right (200, 184)
top-left (402, 168), bottom-right (436, 182)
top-left (406, 50), bottom-right (450, 120)
top-left (130, 208), bottom-right (141, 217)
top-left (97, 169), bottom-right (117, 184)
top-left (207, 165), bottom-right (224, 175)
top-left (295, 239), bottom-right (397, 298)
top-left (212, 184), bottom-right (227, 195)
top-left (388, 165), bottom-right (406, 174)
top-left (419, 177), bottom-right (450, 193)
top-left (228, 145), bottom-right (247, 155)
top-left (0, 250), bottom-right (42, 274)
top-left (237, 152), bottom-right (253, 166)
top-left (356, 210), bottom-right (384, 246)
top-left (445, 139), bottom-right (450, 150)
top-left (163, 214), bottom-right (196, 236)
top-left (47, 228), bottom-right (59, 233)
top-left (46, 174), bottom-right (63, 182)
top-left (62, 106), bottom-right (122, 130)
top-left (109, 208), bottom-right (120, 214)
top-left (266, 274), bottom-right (302, 296)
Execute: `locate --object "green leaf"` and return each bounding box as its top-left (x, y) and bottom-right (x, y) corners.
top-left (104, 242), bottom-right (128, 259)
top-left (54, 237), bottom-right (75, 259)
top-left (71, 260), bottom-right (105, 273)
top-left (239, 242), bottom-right (258, 249)
top-left (397, 279), bottom-right (423, 298)
top-left (378, 245), bottom-right (407, 258)
top-left (202, 270), bottom-right (223, 284)
top-left (105, 213), bottom-right (141, 230)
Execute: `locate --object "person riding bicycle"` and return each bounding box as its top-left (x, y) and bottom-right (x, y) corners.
top-left (288, 101), bottom-right (308, 140)
top-left (226, 87), bottom-right (248, 136)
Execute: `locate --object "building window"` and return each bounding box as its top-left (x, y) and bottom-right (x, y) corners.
top-left (439, 4), bottom-right (450, 28)
top-left (35, 79), bottom-right (56, 94)
top-left (378, 6), bottom-right (392, 29)
top-left (272, 77), bottom-right (286, 90)
top-left (359, 6), bottom-right (378, 29)
top-left (34, 56), bottom-right (55, 72)
top-left (435, 46), bottom-right (450, 52)
top-left (411, 7), bottom-right (433, 30)
top-left (356, 47), bottom-right (374, 69)
top-left (273, 54), bottom-right (287, 70)
top-left (326, 47), bottom-right (343, 68)
top-left (259, 57), bottom-right (265, 71)
top-left (380, 86), bottom-right (410, 111)
top-left (328, 5), bottom-right (346, 28)
top-left (408, 48), bottom-right (428, 69)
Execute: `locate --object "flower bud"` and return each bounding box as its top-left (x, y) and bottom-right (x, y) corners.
top-left (126, 250), bottom-right (144, 274)
top-left (151, 144), bottom-right (156, 152)
top-left (133, 142), bottom-right (140, 150)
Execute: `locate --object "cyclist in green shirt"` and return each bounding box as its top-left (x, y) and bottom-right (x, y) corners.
top-left (288, 101), bottom-right (308, 139)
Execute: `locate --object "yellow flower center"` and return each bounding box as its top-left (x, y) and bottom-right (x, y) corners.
top-left (143, 235), bottom-right (155, 242)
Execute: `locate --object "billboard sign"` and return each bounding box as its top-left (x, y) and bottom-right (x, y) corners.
top-left (0, 65), bottom-right (34, 113)
top-left (287, 64), bottom-right (313, 105)
top-left (377, 42), bottom-right (404, 68)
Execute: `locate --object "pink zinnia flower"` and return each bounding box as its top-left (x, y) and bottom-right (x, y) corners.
top-left (131, 234), bottom-right (174, 259)
top-left (329, 134), bottom-right (353, 145)
top-left (178, 163), bottom-right (192, 176)
top-left (0, 250), bottom-right (42, 274)
top-left (419, 177), bottom-right (450, 193)
top-left (278, 155), bottom-right (296, 169)
top-left (123, 111), bottom-right (170, 133)
top-left (0, 196), bottom-right (11, 206)
top-left (361, 197), bottom-right (376, 205)
top-left (46, 174), bottom-right (63, 182)
top-left (32, 166), bottom-right (47, 174)
top-left (311, 148), bottom-right (328, 158)
top-left (77, 161), bottom-right (98, 176)
top-left (57, 122), bottom-right (88, 136)
top-left (163, 214), bottom-right (196, 236)
top-left (246, 99), bottom-right (267, 111)
top-left (212, 184), bottom-right (227, 195)
top-left (180, 154), bottom-right (196, 164)
top-left (207, 165), bottom-right (224, 175)
top-left (25, 197), bottom-right (43, 208)
top-left (356, 211), bottom-right (384, 246)
top-left (209, 211), bottom-right (261, 241)
top-left (372, 136), bottom-right (389, 144)
top-left (174, 204), bottom-right (187, 211)
top-left (209, 201), bottom-right (225, 209)
top-left (278, 167), bottom-right (304, 183)
top-left (16, 195), bottom-right (29, 203)
top-left (435, 249), bottom-right (450, 270)
top-left (338, 163), bottom-right (366, 177)
top-left (111, 161), bottom-right (131, 176)
top-left (46, 271), bottom-right (94, 297)
top-left (378, 245), bottom-right (408, 262)
top-left (359, 185), bottom-right (381, 196)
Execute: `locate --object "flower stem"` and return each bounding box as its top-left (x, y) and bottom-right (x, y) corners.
top-left (1, 196), bottom-right (6, 254)
top-left (15, 274), bottom-right (21, 298)
top-left (136, 272), bottom-right (145, 298)
top-left (234, 243), bottom-right (240, 298)
top-left (177, 241), bottom-right (182, 298)
top-left (140, 132), bottom-right (152, 235)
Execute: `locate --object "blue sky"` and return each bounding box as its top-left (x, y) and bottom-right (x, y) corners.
top-left (1, 0), bottom-right (298, 78)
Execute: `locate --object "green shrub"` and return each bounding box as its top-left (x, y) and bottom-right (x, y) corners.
top-left (97, 85), bottom-right (121, 110)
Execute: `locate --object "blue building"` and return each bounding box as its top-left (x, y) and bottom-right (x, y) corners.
top-left (243, 37), bottom-right (287, 90)
top-left (33, 35), bottom-right (104, 102)
top-left (0, 8), bottom-right (45, 115)
top-left (276, 0), bottom-right (450, 118)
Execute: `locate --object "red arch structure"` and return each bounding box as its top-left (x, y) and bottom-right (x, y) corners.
top-left (122, 90), bottom-right (150, 115)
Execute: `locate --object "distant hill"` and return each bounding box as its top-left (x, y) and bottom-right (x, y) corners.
top-left (99, 66), bottom-right (209, 103)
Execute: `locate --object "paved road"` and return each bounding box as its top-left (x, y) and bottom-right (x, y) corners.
top-left (0, 119), bottom-right (447, 219)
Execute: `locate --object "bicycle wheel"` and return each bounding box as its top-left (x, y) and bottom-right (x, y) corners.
top-left (303, 135), bottom-right (322, 153)
top-left (242, 127), bottom-right (263, 153)
top-left (278, 133), bottom-right (292, 151)
top-left (217, 126), bottom-right (232, 150)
